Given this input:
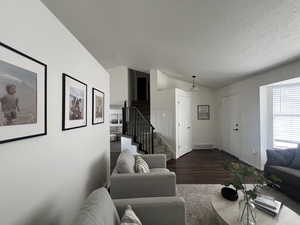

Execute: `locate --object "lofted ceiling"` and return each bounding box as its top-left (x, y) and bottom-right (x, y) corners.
top-left (42, 0), bottom-right (300, 88)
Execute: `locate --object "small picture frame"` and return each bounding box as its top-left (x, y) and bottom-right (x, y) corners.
top-left (197, 105), bottom-right (210, 120)
top-left (0, 42), bottom-right (47, 144)
top-left (62, 73), bottom-right (87, 130)
top-left (92, 88), bottom-right (104, 124)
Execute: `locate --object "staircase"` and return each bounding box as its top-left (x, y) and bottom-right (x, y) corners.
top-left (122, 101), bottom-right (154, 154)
top-left (122, 101), bottom-right (173, 160)
top-left (121, 132), bottom-right (173, 161)
top-left (153, 133), bottom-right (173, 161)
top-left (131, 100), bottom-right (150, 121)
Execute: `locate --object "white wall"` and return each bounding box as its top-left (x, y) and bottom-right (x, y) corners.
top-left (150, 70), bottom-right (176, 154)
top-left (191, 87), bottom-right (218, 148)
top-left (0, 1), bottom-right (110, 225)
top-left (108, 66), bottom-right (128, 106)
top-left (156, 71), bottom-right (191, 91)
top-left (217, 60), bottom-right (300, 169)
top-left (152, 70), bottom-right (218, 149)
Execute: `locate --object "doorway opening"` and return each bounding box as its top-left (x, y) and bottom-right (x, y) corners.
top-left (128, 69), bottom-right (150, 120)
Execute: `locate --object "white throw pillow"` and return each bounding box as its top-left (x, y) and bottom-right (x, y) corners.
top-left (116, 151), bottom-right (135, 173)
top-left (120, 205), bottom-right (142, 225)
top-left (135, 156), bottom-right (150, 173)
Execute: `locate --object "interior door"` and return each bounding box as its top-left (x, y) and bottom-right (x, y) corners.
top-left (177, 95), bottom-right (192, 157)
top-left (221, 95), bottom-right (241, 159)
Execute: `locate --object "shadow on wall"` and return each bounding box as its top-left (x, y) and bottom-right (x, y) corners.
top-left (84, 153), bottom-right (108, 197)
top-left (15, 154), bottom-right (108, 225)
top-left (16, 201), bottom-right (62, 225)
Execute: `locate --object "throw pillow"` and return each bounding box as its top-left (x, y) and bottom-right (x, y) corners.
top-left (289, 148), bottom-right (300, 169)
top-left (135, 155), bottom-right (150, 173)
top-left (116, 151), bottom-right (135, 173)
top-left (266, 149), bottom-right (296, 167)
top-left (120, 205), bottom-right (142, 225)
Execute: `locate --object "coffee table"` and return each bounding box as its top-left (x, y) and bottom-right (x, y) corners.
top-left (211, 189), bottom-right (300, 225)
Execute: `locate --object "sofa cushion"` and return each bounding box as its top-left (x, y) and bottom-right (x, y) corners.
top-left (150, 168), bottom-right (170, 173)
top-left (116, 151), bottom-right (135, 174)
top-left (267, 166), bottom-right (300, 188)
top-left (266, 149), bottom-right (296, 167)
top-left (135, 155), bottom-right (150, 173)
top-left (120, 205), bottom-right (142, 225)
top-left (289, 148), bottom-right (300, 169)
top-left (75, 188), bottom-right (120, 225)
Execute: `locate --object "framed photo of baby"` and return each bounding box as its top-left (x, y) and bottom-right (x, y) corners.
top-left (92, 88), bottom-right (104, 125)
top-left (0, 42), bottom-right (47, 144)
top-left (62, 73), bottom-right (87, 130)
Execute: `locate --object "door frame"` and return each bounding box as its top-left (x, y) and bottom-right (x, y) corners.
top-left (220, 94), bottom-right (241, 159)
top-left (175, 89), bottom-right (192, 158)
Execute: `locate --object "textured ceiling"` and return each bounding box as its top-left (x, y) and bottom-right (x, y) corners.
top-left (42, 0), bottom-right (300, 87)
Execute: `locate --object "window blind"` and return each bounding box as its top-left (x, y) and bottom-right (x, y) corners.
top-left (273, 84), bottom-right (300, 145)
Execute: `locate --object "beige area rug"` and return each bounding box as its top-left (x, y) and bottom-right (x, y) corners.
top-left (176, 184), bottom-right (300, 225)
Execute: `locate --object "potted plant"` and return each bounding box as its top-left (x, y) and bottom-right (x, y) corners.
top-left (224, 162), bottom-right (268, 225)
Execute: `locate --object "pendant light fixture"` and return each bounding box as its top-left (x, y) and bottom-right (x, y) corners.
top-left (190, 75), bottom-right (200, 92)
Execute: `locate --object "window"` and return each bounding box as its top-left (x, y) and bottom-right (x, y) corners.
top-left (273, 84), bottom-right (300, 149)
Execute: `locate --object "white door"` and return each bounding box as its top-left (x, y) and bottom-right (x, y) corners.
top-left (177, 95), bottom-right (192, 158)
top-left (221, 95), bottom-right (241, 159)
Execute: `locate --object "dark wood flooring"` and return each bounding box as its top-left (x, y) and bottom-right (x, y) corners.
top-left (110, 148), bottom-right (253, 184)
top-left (167, 149), bottom-right (239, 184)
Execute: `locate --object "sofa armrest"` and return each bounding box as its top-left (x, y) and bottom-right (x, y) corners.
top-left (114, 197), bottom-right (185, 225)
top-left (140, 154), bottom-right (166, 168)
top-left (110, 172), bottom-right (176, 199)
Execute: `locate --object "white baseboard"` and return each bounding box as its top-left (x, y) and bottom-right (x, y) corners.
top-left (193, 144), bottom-right (215, 150)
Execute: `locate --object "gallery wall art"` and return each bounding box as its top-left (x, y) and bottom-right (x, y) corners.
top-left (62, 73), bottom-right (87, 130)
top-left (0, 42), bottom-right (47, 144)
top-left (92, 88), bottom-right (104, 125)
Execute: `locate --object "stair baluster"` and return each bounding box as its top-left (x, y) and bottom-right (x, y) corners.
top-left (122, 101), bottom-right (154, 154)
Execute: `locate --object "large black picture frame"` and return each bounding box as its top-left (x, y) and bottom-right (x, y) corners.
top-left (0, 42), bottom-right (47, 144)
top-left (62, 73), bottom-right (87, 131)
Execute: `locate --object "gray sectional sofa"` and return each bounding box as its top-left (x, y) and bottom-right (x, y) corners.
top-left (110, 152), bottom-right (176, 199)
top-left (264, 148), bottom-right (300, 201)
top-left (75, 187), bottom-right (186, 225)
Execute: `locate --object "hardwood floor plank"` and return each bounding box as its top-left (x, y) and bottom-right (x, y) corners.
top-left (167, 149), bottom-right (250, 184)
